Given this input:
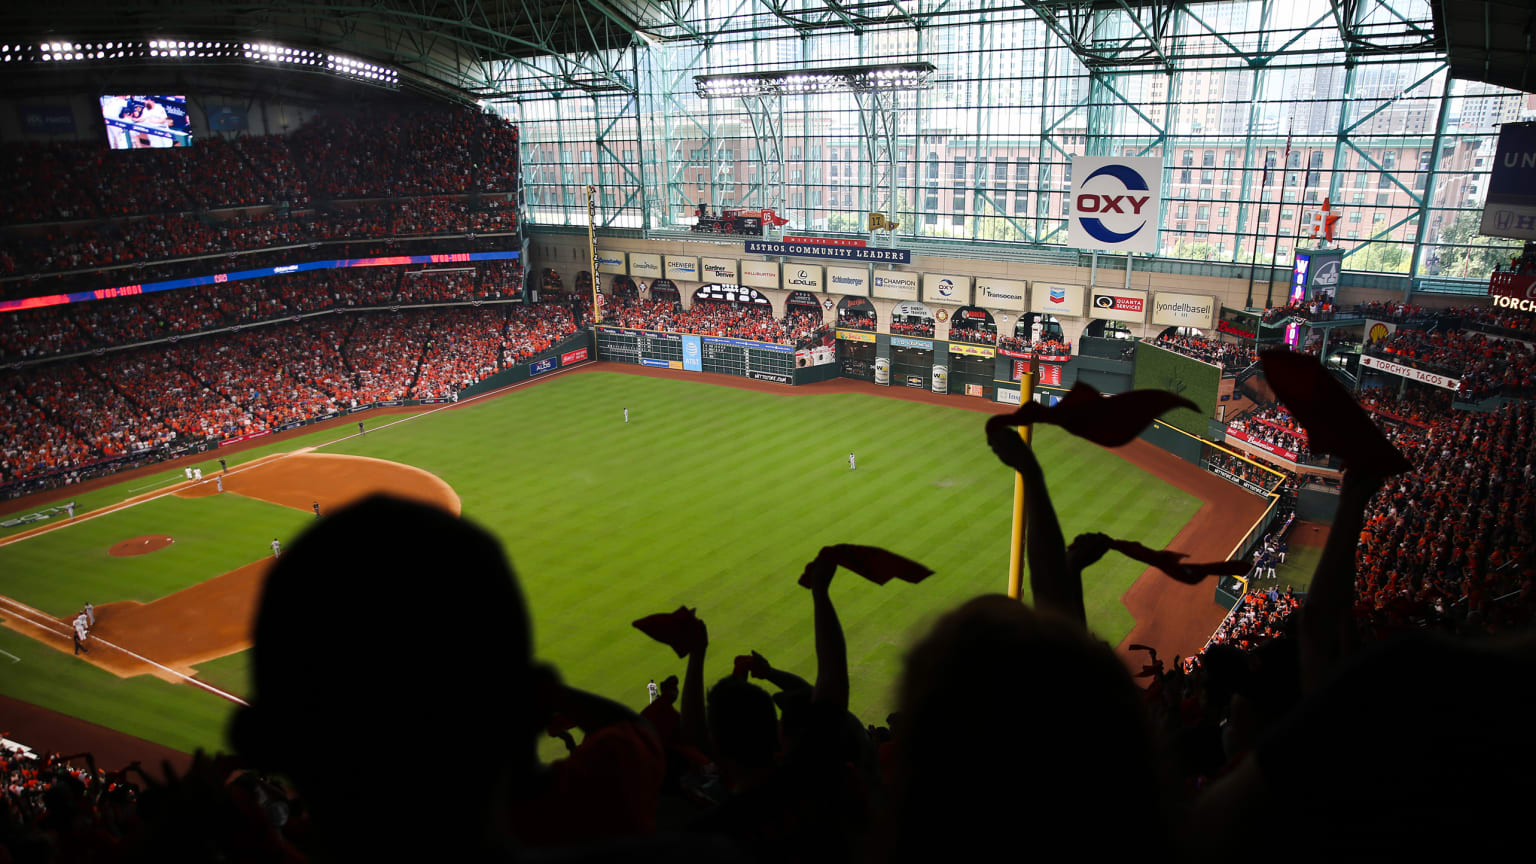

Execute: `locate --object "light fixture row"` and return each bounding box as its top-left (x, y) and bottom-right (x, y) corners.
top-left (1, 38), bottom-right (400, 84)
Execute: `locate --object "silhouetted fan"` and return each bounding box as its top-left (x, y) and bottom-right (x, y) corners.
top-left (800, 543), bottom-right (934, 587)
top-left (632, 605), bottom-right (705, 657)
top-left (1106, 538), bottom-right (1251, 585)
top-left (986, 382), bottom-right (1197, 448)
top-left (1260, 349), bottom-right (1412, 476)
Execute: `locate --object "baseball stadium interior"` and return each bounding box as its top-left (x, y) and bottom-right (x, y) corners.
top-left (1, 0), bottom-right (1534, 859)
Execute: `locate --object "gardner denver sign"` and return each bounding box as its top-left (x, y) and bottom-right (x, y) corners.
top-left (1068, 156), bottom-right (1163, 254)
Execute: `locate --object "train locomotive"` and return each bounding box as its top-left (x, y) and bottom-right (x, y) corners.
top-left (690, 203), bottom-right (789, 236)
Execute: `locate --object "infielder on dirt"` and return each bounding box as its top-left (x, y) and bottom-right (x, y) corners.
top-left (72, 613), bottom-right (90, 655)
top-left (272, 538), bottom-right (282, 558)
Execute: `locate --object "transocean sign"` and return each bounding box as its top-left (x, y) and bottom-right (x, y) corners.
top-left (745, 240), bottom-right (911, 264)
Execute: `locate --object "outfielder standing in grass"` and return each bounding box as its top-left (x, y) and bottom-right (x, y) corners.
top-left (271, 538), bottom-right (282, 558)
top-left (624, 408), bottom-right (630, 423)
top-left (849, 452), bottom-right (856, 471)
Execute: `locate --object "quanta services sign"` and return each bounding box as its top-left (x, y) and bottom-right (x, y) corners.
top-left (1087, 287), bottom-right (1148, 323)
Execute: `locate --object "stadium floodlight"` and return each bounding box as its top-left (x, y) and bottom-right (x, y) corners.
top-left (694, 62), bottom-right (936, 99)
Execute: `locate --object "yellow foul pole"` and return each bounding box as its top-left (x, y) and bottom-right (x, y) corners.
top-left (586, 184), bottom-right (602, 324)
top-left (1006, 355), bottom-right (1039, 600)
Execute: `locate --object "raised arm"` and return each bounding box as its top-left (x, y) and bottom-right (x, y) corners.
top-left (749, 650), bottom-right (812, 694)
top-left (1299, 468), bottom-right (1385, 691)
top-left (986, 417), bottom-right (1078, 625)
top-left (802, 549), bottom-right (849, 711)
top-left (679, 617), bottom-right (709, 753)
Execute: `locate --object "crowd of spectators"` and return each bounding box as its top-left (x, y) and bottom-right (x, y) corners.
top-left (1444, 303), bottom-right (1536, 338)
top-left (288, 110), bottom-right (519, 200)
top-left (603, 296), bottom-right (812, 345)
top-left (1363, 326), bottom-right (1536, 400)
top-left (1204, 587), bottom-right (1304, 653)
top-left (946, 324), bottom-right (995, 346)
top-left (995, 335), bottom-right (1072, 357)
top-left (1204, 449), bottom-right (1285, 493)
top-left (835, 306), bottom-right (876, 331)
top-left (889, 318), bottom-right (934, 338)
top-left (1262, 298), bottom-right (1335, 324)
top-left (0, 298), bottom-right (580, 490)
top-left (1153, 332), bottom-right (1259, 370)
top-left (1355, 386), bottom-right (1452, 428)
top-left (1228, 404), bottom-right (1314, 462)
top-left (1355, 300), bottom-right (1432, 322)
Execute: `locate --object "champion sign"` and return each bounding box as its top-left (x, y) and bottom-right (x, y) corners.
top-left (1068, 156), bottom-right (1163, 254)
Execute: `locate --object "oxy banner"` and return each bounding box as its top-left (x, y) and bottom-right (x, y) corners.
top-left (1068, 156), bottom-right (1163, 254)
top-left (1359, 354), bottom-right (1462, 391)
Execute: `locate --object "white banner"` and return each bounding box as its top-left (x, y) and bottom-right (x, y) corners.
top-left (922, 273), bottom-right (971, 306)
top-left (975, 277), bottom-right (1027, 311)
top-left (595, 250), bottom-right (626, 275)
top-left (996, 388), bottom-right (1022, 405)
top-left (1151, 292), bottom-right (1216, 329)
top-left (1031, 283), bottom-right (1085, 318)
top-left (628, 252), bottom-right (662, 279)
top-left (783, 264), bottom-right (824, 292)
top-left (740, 260), bottom-right (779, 289)
top-left (891, 301), bottom-right (934, 319)
top-left (872, 269), bottom-right (919, 301)
top-left (826, 266), bottom-right (869, 296)
top-left (701, 257), bottom-right (738, 283)
top-left (1360, 354), bottom-right (1462, 392)
top-left (664, 256), bottom-right (700, 281)
top-left (1088, 287), bottom-right (1148, 323)
top-left (1068, 156), bottom-right (1163, 254)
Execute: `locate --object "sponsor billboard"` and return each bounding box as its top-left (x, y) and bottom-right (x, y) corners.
top-left (1039, 364), bottom-right (1063, 386)
top-left (664, 256), bottom-right (699, 281)
top-left (949, 343), bottom-right (996, 358)
top-left (561, 348), bottom-right (589, 365)
top-left (1068, 156), bottom-right (1163, 253)
top-left (749, 371), bottom-right (793, 384)
top-left (741, 260), bottom-right (779, 289)
top-left (921, 273), bottom-right (971, 306)
top-left (745, 240), bottom-right (910, 263)
top-left (1225, 427), bottom-right (1299, 463)
top-left (640, 358), bottom-right (671, 368)
top-left (872, 270), bottom-right (919, 301)
top-left (1480, 121), bottom-right (1536, 240)
top-left (891, 336), bottom-right (934, 351)
top-left (1489, 273), bottom-right (1536, 312)
top-left (996, 388), bottom-right (1022, 405)
top-left (783, 236), bottom-right (865, 247)
top-left (783, 265), bottom-right (824, 292)
top-left (596, 249), bottom-right (626, 274)
top-left (629, 252), bottom-right (662, 279)
top-left (1362, 320), bottom-right (1397, 345)
top-left (17, 104), bottom-right (75, 135)
top-left (836, 329), bottom-right (876, 343)
top-left (1088, 287), bottom-right (1148, 323)
top-left (975, 277), bottom-right (1027, 311)
top-left (1359, 354), bottom-right (1462, 391)
top-left (530, 357), bottom-right (557, 375)
top-left (701, 257), bottom-right (738, 283)
top-left (1031, 283), bottom-right (1085, 317)
top-left (826, 266), bottom-right (869, 296)
top-left (1151, 292), bottom-right (1216, 329)
top-left (682, 334), bottom-right (703, 371)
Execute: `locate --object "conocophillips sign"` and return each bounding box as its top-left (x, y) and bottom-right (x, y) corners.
top-left (629, 253), bottom-right (662, 278)
top-left (1150, 292), bottom-right (1216, 329)
top-left (1068, 156), bottom-right (1163, 254)
top-left (1088, 287), bottom-right (1148, 323)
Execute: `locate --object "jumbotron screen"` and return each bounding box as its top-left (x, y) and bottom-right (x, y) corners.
top-left (99, 95), bottom-right (192, 149)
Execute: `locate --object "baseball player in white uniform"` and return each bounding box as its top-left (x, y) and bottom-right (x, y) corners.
top-left (194, 468), bottom-right (202, 481)
top-left (271, 538), bottom-right (282, 558)
top-left (647, 679), bottom-right (659, 704)
top-left (215, 475), bottom-right (224, 493)
top-left (84, 602), bottom-right (95, 627)
top-left (72, 613), bottom-right (90, 655)
top-left (849, 452), bottom-right (856, 471)
top-left (624, 408), bottom-right (630, 424)
top-left (185, 467), bottom-right (194, 480)
top-left (66, 502), bottom-right (75, 520)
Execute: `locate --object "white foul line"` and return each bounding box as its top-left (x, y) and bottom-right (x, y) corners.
top-left (0, 358), bottom-right (596, 549)
top-left (0, 596), bottom-right (247, 705)
top-left (0, 648), bottom-right (19, 663)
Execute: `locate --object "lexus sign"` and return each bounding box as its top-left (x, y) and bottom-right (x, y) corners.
top-left (1068, 156), bottom-right (1163, 254)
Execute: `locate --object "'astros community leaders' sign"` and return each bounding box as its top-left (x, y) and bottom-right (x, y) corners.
top-left (745, 240), bottom-right (911, 263)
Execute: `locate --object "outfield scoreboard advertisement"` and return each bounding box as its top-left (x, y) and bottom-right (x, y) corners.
top-left (100, 95), bottom-right (192, 149)
top-left (595, 326), bottom-right (795, 384)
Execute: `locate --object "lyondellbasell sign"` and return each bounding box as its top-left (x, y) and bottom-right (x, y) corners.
top-left (1150, 292), bottom-right (1216, 329)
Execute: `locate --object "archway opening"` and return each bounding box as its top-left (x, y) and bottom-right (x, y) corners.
top-left (949, 307), bottom-right (996, 345)
top-left (836, 296), bottom-right (877, 331)
top-left (891, 301), bottom-right (936, 338)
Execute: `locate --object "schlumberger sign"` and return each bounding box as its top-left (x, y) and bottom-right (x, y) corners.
top-left (1068, 156), bottom-right (1163, 254)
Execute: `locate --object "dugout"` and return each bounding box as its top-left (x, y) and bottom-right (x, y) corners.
top-left (947, 306), bottom-right (997, 398)
top-left (836, 296), bottom-right (877, 380)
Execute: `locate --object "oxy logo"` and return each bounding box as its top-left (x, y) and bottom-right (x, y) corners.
top-left (1076, 163), bottom-right (1153, 245)
top-left (1314, 260), bottom-right (1340, 287)
top-left (937, 278), bottom-right (955, 298)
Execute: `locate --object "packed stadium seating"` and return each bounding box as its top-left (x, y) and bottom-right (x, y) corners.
top-left (995, 335), bottom-right (1072, 356)
top-left (1363, 327), bottom-right (1535, 400)
top-left (1154, 332), bottom-right (1259, 369)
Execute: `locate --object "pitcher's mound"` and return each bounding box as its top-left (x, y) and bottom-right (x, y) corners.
top-left (110, 535), bottom-right (175, 557)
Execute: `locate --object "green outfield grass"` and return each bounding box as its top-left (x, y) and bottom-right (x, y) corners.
top-left (1, 372), bottom-right (1201, 758)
